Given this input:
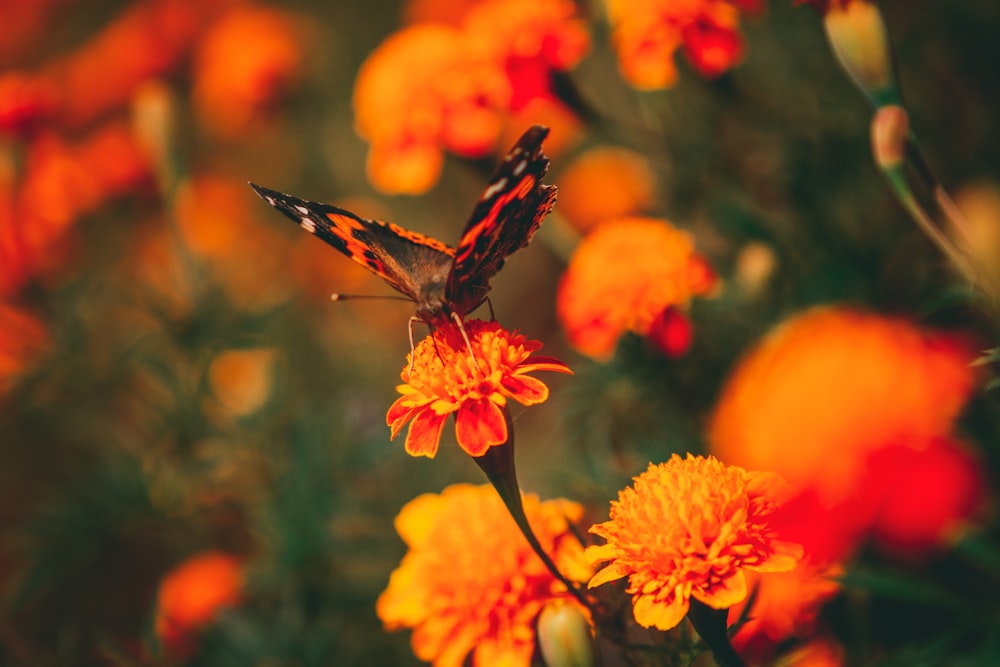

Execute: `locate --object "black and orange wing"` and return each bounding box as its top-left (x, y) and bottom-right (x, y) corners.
top-left (249, 183), bottom-right (455, 301)
top-left (444, 125), bottom-right (557, 316)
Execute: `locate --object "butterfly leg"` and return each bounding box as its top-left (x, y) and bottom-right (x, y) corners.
top-left (486, 297), bottom-right (496, 322)
top-left (407, 316), bottom-right (421, 377)
top-left (450, 312), bottom-right (481, 370)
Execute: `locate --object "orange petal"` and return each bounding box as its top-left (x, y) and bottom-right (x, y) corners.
top-left (454, 398), bottom-right (507, 456)
top-left (404, 409), bottom-right (448, 458)
top-left (519, 356), bottom-right (574, 374)
top-left (694, 572), bottom-right (748, 610)
top-left (387, 396), bottom-right (420, 437)
top-left (633, 591), bottom-right (689, 631)
top-left (501, 374), bottom-right (550, 405)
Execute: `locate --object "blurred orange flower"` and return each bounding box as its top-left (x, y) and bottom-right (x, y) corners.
top-left (729, 563), bottom-right (842, 658)
top-left (377, 483), bottom-right (590, 667)
top-left (556, 217), bottom-right (719, 359)
top-left (0, 0), bottom-right (234, 136)
top-left (586, 454), bottom-right (803, 631)
top-left (354, 0), bottom-right (588, 194)
top-left (780, 638), bottom-right (847, 667)
top-left (0, 303), bottom-right (49, 398)
top-left (556, 147), bottom-right (657, 234)
top-left (387, 319), bottom-right (572, 458)
top-left (605, 0), bottom-right (762, 90)
top-left (155, 551), bottom-right (244, 658)
top-left (0, 121), bottom-right (152, 295)
top-left (709, 307), bottom-right (980, 560)
top-left (192, 5), bottom-right (304, 139)
top-left (206, 347), bottom-right (278, 419)
top-left (354, 24), bottom-right (508, 194)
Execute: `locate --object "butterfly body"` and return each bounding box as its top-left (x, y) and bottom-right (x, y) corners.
top-left (250, 125), bottom-right (556, 328)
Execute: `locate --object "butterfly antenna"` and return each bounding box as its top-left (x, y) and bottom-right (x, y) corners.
top-left (330, 293), bottom-right (413, 302)
top-left (407, 316), bottom-right (421, 377)
top-left (451, 312), bottom-right (481, 371)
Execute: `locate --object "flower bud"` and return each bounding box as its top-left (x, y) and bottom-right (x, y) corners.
top-left (537, 602), bottom-right (596, 667)
top-left (815, 0), bottom-right (900, 106)
top-left (870, 104), bottom-right (909, 170)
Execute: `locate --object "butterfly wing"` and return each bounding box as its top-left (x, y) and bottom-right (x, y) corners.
top-left (445, 125), bottom-right (558, 316)
top-left (250, 183), bottom-right (455, 302)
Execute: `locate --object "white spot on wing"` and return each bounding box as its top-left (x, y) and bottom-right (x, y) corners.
top-left (265, 196), bottom-right (276, 206)
top-left (300, 217), bottom-right (317, 233)
top-left (294, 205), bottom-right (310, 215)
top-left (512, 159), bottom-right (527, 177)
top-left (504, 147), bottom-right (522, 162)
top-left (481, 177), bottom-right (508, 201)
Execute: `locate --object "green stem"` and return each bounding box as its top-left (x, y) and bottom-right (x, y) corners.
top-left (473, 408), bottom-right (593, 611)
top-left (686, 599), bottom-right (746, 667)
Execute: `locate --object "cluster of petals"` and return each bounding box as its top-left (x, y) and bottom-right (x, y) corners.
top-left (155, 551), bottom-right (244, 658)
top-left (557, 217), bottom-right (719, 359)
top-left (604, 0), bottom-right (762, 90)
top-left (353, 0), bottom-right (589, 194)
top-left (586, 454), bottom-right (803, 632)
top-left (387, 319), bottom-right (572, 458)
top-left (377, 483), bottom-right (591, 667)
top-left (709, 306), bottom-right (984, 560)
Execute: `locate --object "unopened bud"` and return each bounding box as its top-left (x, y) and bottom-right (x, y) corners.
top-left (871, 105), bottom-right (909, 170)
top-left (820, 0), bottom-right (899, 106)
top-left (537, 602), bottom-right (595, 667)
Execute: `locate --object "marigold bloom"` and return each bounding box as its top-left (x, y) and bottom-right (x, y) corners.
top-left (556, 147), bottom-right (657, 234)
top-left (605, 0), bottom-right (761, 90)
top-left (586, 454), bottom-right (803, 632)
top-left (377, 483), bottom-right (591, 667)
top-left (709, 307), bottom-right (979, 561)
top-left (192, 6), bottom-right (304, 139)
top-left (206, 347), bottom-right (277, 419)
top-left (387, 320), bottom-right (572, 458)
top-left (557, 217), bottom-right (719, 359)
top-left (155, 551), bottom-right (244, 658)
top-left (354, 0), bottom-right (588, 194)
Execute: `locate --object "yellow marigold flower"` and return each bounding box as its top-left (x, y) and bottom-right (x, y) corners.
top-left (387, 320), bottom-right (572, 458)
top-left (377, 483), bottom-right (591, 667)
top-left (557, 217), bottom-right (719, 359)
top-left (586, 454), bottom-right (803, 632)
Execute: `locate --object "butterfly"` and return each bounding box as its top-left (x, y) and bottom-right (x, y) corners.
top-left (249, 125), bottom-right (557, 332)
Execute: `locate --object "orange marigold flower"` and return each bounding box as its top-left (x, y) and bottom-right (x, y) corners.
top-left (354, 0), bottom-right (588, 194)
top-left (377, 483), bottom-right (591, 667)
top-left (387, 320), bottom-right (571, 458)
top-left (155, 551), bottom-right (244, 658)
top-left (354, 24), bottom-right (509, 194)
top-left (605, 0), bottom-right (760, 90)
top-left (587, 454), bottom-right (803, 632)
top-left (192, 6), bottom-right (304, 139)
top-left (709, 307), bottom-right (975, 504)
top-left (709, 307), bottom-right (979, 562)
top-left (557, 217), bottom-right (719, 359)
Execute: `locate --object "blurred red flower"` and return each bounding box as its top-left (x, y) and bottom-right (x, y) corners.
top-left (0, 122), bottom-right (152, 295)
top-left (155, 551), bottom-right (244, 658)
top-left (557, 217), bottom-right (719, 359)
top-left (604, 0), bottom-right (762, 90)
top-left (709, 306), bottom-right (985, 561)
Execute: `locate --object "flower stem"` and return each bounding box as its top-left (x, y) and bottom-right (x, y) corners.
top-left (686, 599), bottom-right (746, 667)
top-left (473, 408), bottom-right (593, 611)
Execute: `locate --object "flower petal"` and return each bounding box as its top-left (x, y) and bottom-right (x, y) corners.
top-left (501, 373), bottom-right (550, 406)
top-left (404, 409), bottom-right (449, 458)
top-left (633, 591), bottom-right (689, 631)
top-left (454, 398), bottom-right (507, 456)
top-left (518, 356), bottom-right (574, 374)
top-left (694, 571), bottom-right (748, 610)
top-left (387, 397), bottom-right (421, 438)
